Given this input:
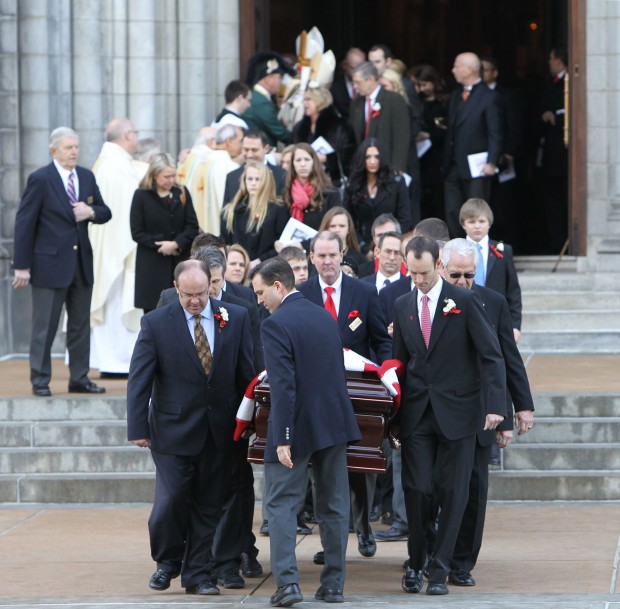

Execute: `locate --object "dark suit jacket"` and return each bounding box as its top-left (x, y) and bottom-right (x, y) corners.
top-left (484, 240), bottom-right (522, 330)
top-left (225, 280), bottom-right (256, 304)
top-left (330, 73), bottom-right (354, 120)
top-left (392, 279), bottom-right (506, 441)
top-left (261, 291), bottom-right (360, 461)
top-left (349, 87), bottom-right (411, 172)
top-left (539, 75), bottom-right (568, 177)
top-left (243, 89), bottom-right (291, 147)
top-left (13, 163), bottom-right (112, 288)
top-left (379, 275), bottom-right (412, 324)
top-left (361, 272), bottom-right (406, 292)
top-left (223, 162), bottom-right (287, 207)
top-left (443, 82), bottom-right (503, 180)
top-left (156, 287), bottom-right (264, 373)
top-left (298, 273), bottom-right (392, 363)
top-left (473, 284), bottom-right (534, 446)
top-left (127, 299), bottom-right (254, 456)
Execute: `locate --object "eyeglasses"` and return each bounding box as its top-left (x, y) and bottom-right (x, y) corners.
top-left (177, 290), bottom-right (209, 300)
top-left (448, 272), bottom-right (475, 279)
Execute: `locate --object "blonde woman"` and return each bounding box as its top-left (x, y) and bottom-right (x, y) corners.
top-left (221, 161), bottom-right (289, 267)
top-left (379, 68), bottom-right (409, 105)
top-left (225, 243), bottom-right (251, 285)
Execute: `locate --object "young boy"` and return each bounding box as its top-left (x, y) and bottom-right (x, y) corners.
top-left (279, 246), bottom-right (309, 286)
top-left (459, 198), bottom-right (522, 344)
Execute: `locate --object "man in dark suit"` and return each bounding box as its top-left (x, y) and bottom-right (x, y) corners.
top-left (252, 257), bottom-right (360, 607)
top-left (12, 126), bottom-right (112, 396)
top-left (349, 62), bottom-right (411, 173)
top-left (440, 238), bottom-right (534, 587)
top-left (222, 129), bottom-right (287, 206)
top-left (393, 236), bottom-right (506, 596)
top-left (299, 231), bottom-right (391, 559)
top-left (330, 47), bottom-right (366, 120)
top-left (443, 52), bottom-right (503, 237)
top-left (127, 260), bottom-right (254, 596)
top-left (361, 231), bottom-right (405, 293)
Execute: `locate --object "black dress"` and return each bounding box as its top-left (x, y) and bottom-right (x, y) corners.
top-left (220, 199), bottom-right (289, 261)
top-left (296, 188), bottom-right (342, 232)
top-left (130, 186), bottom-right (199, 311)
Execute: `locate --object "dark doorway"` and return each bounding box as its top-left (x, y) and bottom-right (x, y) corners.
top-left (249, 0), bottom-right (577, 255)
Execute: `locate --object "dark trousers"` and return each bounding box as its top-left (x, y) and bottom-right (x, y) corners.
top-left (349, 472), bottom-right (375, 537)
top-left (30, 263), bottom-right (91, 387)
top-left (443, 164), bottom-right (493, 238)
top-left (401, 404), bottom-right (476, 583)
top-left (543, 175), bottom-right (569, 253)
top-left (149, 432), bottom-right (232, 588)
top-left (265, 443), bottom-right (350, 590)
top-left (212, 438), bottom-right (258, 574)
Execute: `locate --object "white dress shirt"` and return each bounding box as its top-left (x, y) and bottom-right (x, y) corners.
top-left (318, 271), bottom-right (344, 315)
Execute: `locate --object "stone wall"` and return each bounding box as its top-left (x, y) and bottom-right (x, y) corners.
top-left (0, 0), bottom-right (239, 356)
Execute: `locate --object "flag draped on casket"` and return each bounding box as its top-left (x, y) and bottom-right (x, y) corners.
top-left (233, 349), bottom-right (404, 441)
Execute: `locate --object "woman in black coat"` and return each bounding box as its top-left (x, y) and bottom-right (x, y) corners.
top-left (130, 153), bottom-right (199, 312)
top-left (292, 87), bottom-right (355, 187)
top-left (344, 138), bottom-right (411, 251)
top-left (220, 161), bottom-right (289, 265)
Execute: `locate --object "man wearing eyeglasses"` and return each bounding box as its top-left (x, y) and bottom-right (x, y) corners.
top-left (127, 259), bottom-right (254, 596)
top-left (439, 238), bottom-right (534, 588)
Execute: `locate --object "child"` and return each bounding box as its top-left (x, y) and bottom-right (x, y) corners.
top-left (459, 198), bottom-right (522, 343)
top-left (279, 245), bottom-right (309, 285)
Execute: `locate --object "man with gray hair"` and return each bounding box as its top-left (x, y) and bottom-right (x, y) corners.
top-left (349, 61), bottom-right (411, 172)
top-left (440, 238), bottom-right (534, 588)
top-left (89, 117), bottom-right (143, 377)
top-left (12, 126), bottom-right (112, 396)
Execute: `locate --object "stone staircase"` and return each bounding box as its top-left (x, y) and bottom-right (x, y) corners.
top-left (1, 390), bottom-right (620, 503)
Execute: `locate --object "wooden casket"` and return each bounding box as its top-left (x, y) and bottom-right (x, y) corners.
top-left (247, 371), bottom-right (395, 473)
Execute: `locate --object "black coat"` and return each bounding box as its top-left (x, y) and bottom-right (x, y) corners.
top-left (130, 186), bottom-right (199, 311)
top-left (344, 175), bottom-right (411, 247)
top-left (419, 98), bottom-right (448, 186)
top-left (223, 162), bottom-right (287, 207)
top-left (289, 188), bottom-right (341, 232)
top-left (292, 106), bottom-right (356, 183)
top-left (220, 199), bottom-right (289, 261)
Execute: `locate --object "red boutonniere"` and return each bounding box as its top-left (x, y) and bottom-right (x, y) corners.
top-left (213, 306), bottom-right (229, 332)
top-left (490, 243), bottom-right (504, 258)
top-left (348, 310), bottom-right (360, 319)
top-left (442, 298), bottom-right (461, 316)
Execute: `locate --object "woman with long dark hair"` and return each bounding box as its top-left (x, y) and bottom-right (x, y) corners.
top-left (344, 138), bottom-right (411, 250)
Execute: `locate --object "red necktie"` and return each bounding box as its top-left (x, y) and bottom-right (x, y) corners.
top-left (462, 89), bottom-right (470, 102)
top-left (364, 97), bottom-right (372, 138)
top-left (324, 286), bottom-right (338, 322)
top-left (420, 295), bottom-right (431, 348)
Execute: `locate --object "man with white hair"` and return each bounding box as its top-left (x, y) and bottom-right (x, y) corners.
top-left (89, 118), bottom-right (143, 376)
top-left (13, 126), bottom-right (112, 395)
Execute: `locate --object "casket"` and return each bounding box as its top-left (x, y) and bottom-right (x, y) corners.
top-left (247, 371), bottom-right (394, 473)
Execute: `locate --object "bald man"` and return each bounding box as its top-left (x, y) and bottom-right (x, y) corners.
top-left (442, 52), bottom-right (502, 237)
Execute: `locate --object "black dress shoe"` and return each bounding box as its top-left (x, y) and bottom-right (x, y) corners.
top-left (296, 515), bottom-right (312, 535)
top-left (217, 569), bottom-right (245, 589)
top-left (448, 568), bottom-right (476, 586)
top-left (185, 579), bottom-right (220, 595)
top-left (68, 380), bottom-right (106, 394)
top-left (357, 533), bottom-right (376, 557)
top-left (32, 385), bottom-right (51, 397)
top-left (313, 550), bottom-right (325, 565)
top-left (315, 585), bottom-right (344, 603)
top-left (402, 568), bottom-right (424, 593)
top-left (149, 569), bottom-right (179, 590)
top-left (241, 552), bottom-right (263, 577)
top-left (375, 525), bottom-right (408, 541)
top-left (260, 519), bottom-right (270, 536)
top-left (426, 581), bottom-right (449, 595)
top-left (270, 583), bottom-right (303, 607)
top-left (369, 505), bottom-right (381, 522)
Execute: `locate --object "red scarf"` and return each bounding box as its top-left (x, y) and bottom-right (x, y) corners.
top-left (290, 178), bottom-right (314, 222)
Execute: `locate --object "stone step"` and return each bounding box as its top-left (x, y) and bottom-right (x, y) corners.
top-left (0, 447), bottom-right (154, 474)
top-left (0, 473), bottom-right (155, 504)
top-left (522, 311), bottom-right (620, 332)
top-left (532, 394), bottom-right (620, 417)
top-left (0, 397), bottom-right (127, 421)
top-left (0, 421), bottom-right (128, 447)
top-left (518, 330), bottom-right (620, 354)
top-left (522, 291), bottom-right (617, 310)
top-left (503, 443), bottom-right (620, 470)
top-left (489, 470), bottom-right (620, 501)
top-left (517, 417), bottom-right (620, 443)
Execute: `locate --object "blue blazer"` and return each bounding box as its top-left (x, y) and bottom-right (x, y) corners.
top-left (261, 292), bottom-right (360, 462)
top-left (127, 299), bottom-right (254, 456)
top-left (298, 273), bottom-right (392, 363)
top-left (13, 163), bottom-right (112, 288)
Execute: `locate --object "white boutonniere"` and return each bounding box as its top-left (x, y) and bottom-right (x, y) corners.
top-left (372, 102), bottom-right (381, 112)
top-left (214, 306), bottom-right (229, 332)
top-left (496, 241), bottom-right (504, 252)
top-left (442, 298), bottom-right (461, 316)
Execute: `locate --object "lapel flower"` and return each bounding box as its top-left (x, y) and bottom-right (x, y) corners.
top-left (442, 298), bottom-right (461, 316)
top-left (348, 310), bottom-right (360, 319)
top-left (371, 101), bottom-right (381, 119)
top-left (490, 243), bottom-right (504, 258)
top-left (213, 306), bottom-right (229, 332)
